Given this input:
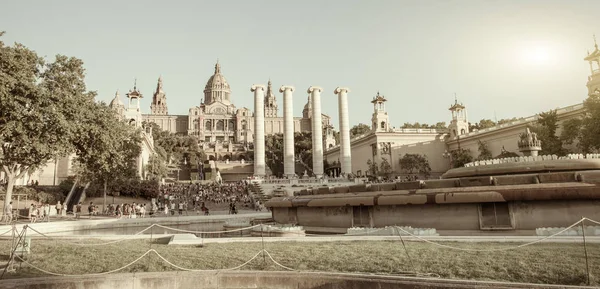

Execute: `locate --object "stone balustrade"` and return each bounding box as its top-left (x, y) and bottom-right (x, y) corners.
top-left (448, 103), bottom-right (584, 141)
top-left (464, 153), bottom-right (600, 168)
top-left (346, 226), bottom-right (439, 236)
top-left (536, 226), bottom-right (600, 236)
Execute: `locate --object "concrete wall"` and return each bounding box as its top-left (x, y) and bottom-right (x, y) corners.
top-left (274, 200), bottom-right (600, 234)
top-left (373, 204), bottom-right (480, 230)
top-left (0, 271), bottom-right (587, 289)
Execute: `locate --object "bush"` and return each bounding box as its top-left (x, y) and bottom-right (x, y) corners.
top-left (13, 186), bottom-right (64, 204)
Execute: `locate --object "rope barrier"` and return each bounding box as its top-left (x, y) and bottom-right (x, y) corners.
top-left (10, 216), bottom-right (600, 279)
top-left (25, 225), bottom-right (157, 246)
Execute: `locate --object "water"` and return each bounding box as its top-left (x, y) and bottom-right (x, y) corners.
top-left (55, 221), bottom-right (246, 238)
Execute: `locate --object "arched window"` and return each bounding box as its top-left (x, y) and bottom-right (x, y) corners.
top-left (229, 120), bottom-right (235, 130)
top-left (241, 120), bottom-right (247, 130)
top-left (216, 120), bottom-right (225, 130)
top-left (205, 120), bottom-right (211, 131)
top-left (460, 129), bottom-right (465, 135)
top-left (380, 121), bottom-right (385, 129)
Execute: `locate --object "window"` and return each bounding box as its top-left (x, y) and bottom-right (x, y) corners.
top-left (479, 202), bottom-right (513, 230)
top-left (205, 121), bottom-right (211, 131)
top-left (460, 128), bottom-right (465, 135)
top-left (380, 121), bottom-right (385, 129)
top-left (353, 205), bottom-right (370, 228)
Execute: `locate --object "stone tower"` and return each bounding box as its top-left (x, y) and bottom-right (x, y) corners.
top-left (264, 79), bottom-right (278, 117)
top-left (109, 90), bottom-right (125, 120)
top-left (448, 96), bottom-right (469, 138)
top-left (371, 92), bottom-right (389, 132)
top-left (125, 79), bottom-right (144, 128)
top-left (585, 35), bottom-right (600, 96)
top-left (150, 76), bottom-right (168, 115)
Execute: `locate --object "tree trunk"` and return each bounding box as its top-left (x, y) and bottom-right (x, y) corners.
top-left (103, 179), bottom-right (107, 214)
top-left (3, 174), bottom-right (15, 217)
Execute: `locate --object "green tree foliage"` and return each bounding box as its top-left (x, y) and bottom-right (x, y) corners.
top-left (294, 132), bottom-right (313, 171)
top-left (366, 159), bottom-right (378, 176)
top-left (265, 133), bottom-right (284, 176)
top-left (379, 157), bottom-right (393, 178)
top-left (476, 140), bottom-right (493, 160)
top-left (264, 132), bottom-right (314, 176)
top-left (451, 149), bottom-right (473, 168)
top-left (565, 92), bottom-right (600, 153)
top-left (469, 118), bottom-right (522, 131)
top-left (401, 122), bottom-right (447, 129)
top-left (530, 110), bottom-right (567, 156)
top-left (0, 32), bottom-right (97, 204)
top-left (73, 102), bottom-right (143, 210)
top-left (398, 154), bottom-right (431, 177)
top-left (350, 123), bottom-right (371, 138)
top-left (469, 119), bottom-right (496, 131)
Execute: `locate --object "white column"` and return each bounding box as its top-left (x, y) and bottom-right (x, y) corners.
top-left (252, 84), bottom-right (266, 177)
top-left (280, 85), bottom-right (295, 178)
top-left (334, 87), bottom-right (352, 175)
top-left (308, 86), bottom-right (324, 178)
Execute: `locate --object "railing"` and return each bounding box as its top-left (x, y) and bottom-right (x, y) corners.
top-left (449, 103), bottom-right (585, 141)
top-left (464, 153), bottom-right (600, 168)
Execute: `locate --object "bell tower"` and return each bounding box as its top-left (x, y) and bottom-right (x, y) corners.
top-left (150, 75), bottom-right (168, 115)
top-left (264, 79), bottom-right (278, 117)
top-left (585, 35), bottom-right (600, 96)
top-left (371, 92), bottom-right (389, 132)
top-left (125, 79), bottom-right (144, 128)
top-left (448, 95), bottom-right (469, 138)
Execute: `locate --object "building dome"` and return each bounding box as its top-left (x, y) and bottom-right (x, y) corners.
top-left (203, 60), bottom-right (231, 105)
top-left (109, 90), bottom-right (124, 109)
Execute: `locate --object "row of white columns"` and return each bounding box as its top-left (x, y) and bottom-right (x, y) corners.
top-left (252, 85), bottom-right (352, 178)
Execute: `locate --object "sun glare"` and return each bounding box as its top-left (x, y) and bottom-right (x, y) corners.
top-left (518, 43), bottom-right (557, 67)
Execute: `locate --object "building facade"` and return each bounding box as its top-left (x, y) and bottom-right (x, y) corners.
top-left (135, 61), bottom-right (336, 161)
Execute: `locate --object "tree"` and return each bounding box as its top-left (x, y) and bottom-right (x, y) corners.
top-left (401, 122), bottom-right (447, 129)
top-left (530, 110), bottom-right (566, 156)
top-left (366, 159), bottom-right (378, 176)
top-left (73, 102), bottom-right (142, 211)
top-left (469, 119), bottom-right (496, 131)
top-left (398, 154), bottom-right (431, 177)
top-left (450, 149), bottom-right (473, 168)
top-left (379, 158), bottom-right (393, 178)
top-left (575, 92), bottom-right (600, 153)
top-left (0, 33), bottom-right (97, 205)
top-left (350, 123), bottom-right (371, 138)
top-left (265, 133), bottom-right (284, 176)
top-left (476, 140), bottom-right (493, 160)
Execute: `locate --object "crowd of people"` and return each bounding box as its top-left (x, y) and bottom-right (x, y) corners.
top-left (2, 180), bottom-right (266, 223)
top-left (98, 180), bottom-right (263, 219)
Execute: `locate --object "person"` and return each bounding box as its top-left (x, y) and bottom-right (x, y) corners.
top-left (43, 204), bottom-right (50, 222)
top-left (178, 201), bottom-right (183, 215)
top-left (75, 202), bottom-right (82, 219)
top-left (56, 201), bottom-right (62, 216)
top-left (29, 204), bottom-right (37, 223)
top-left (88, 202), bottom-right (94, 219)
top-left (4, 201), bottom-right (13, 224)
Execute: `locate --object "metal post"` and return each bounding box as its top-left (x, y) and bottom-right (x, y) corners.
top-left (581, 217), bottom-right (591, 286)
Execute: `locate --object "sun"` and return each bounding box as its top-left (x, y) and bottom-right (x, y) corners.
top-left (518, 44), bottom-right (555, 66)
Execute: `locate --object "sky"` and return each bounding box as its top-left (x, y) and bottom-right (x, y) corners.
top-left (1, 0), bottom-right (598, 129)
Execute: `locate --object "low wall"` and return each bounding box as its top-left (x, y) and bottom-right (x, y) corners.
top-left (272, 200), bottom-right (600, 234)
top-left (0, 271), bottom-right (590, 289)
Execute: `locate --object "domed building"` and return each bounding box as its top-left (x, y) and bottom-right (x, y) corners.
top-left (139, 60), bottom-right (336, 161)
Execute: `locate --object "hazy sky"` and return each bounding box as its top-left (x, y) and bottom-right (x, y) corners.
top-left (2, 0), bottom-right (598, 128)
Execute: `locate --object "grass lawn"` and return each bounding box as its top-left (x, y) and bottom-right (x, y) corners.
top-left (0, 238), bottom-right (597, 286)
